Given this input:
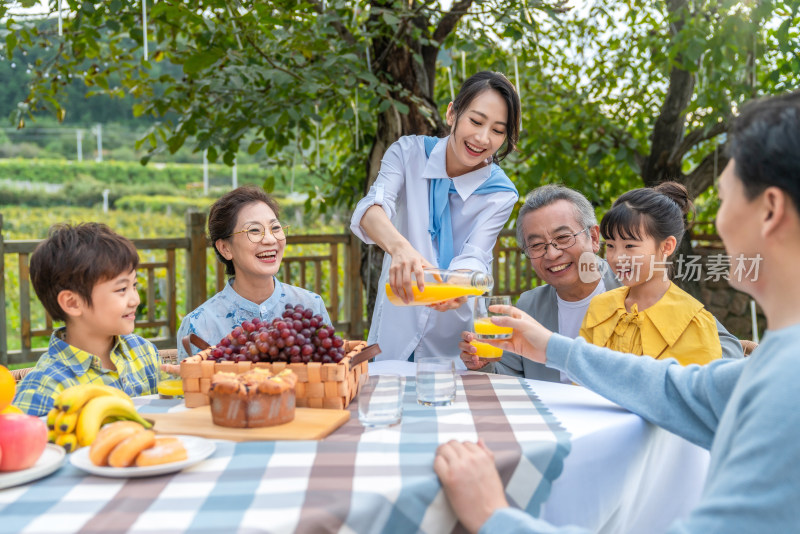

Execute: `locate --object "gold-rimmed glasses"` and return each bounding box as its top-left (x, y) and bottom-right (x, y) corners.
top-left (228, 222), bottom-right (289, 243)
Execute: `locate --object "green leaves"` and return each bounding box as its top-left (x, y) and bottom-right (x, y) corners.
top-left (5, 0), bottom-right (798, 220)
top-left (393, 101), bottom-right (409, 115)
top-left (382, 12), bottom-right (401, 28)
top-left (247, 140), bottom-right (265, 155)
top-left (183, 49), bottom-right (224, 74)
top-left (5, 32), bottom-right (18, 60)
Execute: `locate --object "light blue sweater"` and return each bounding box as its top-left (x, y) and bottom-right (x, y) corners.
top-left (481, 324), bottom-right (800, 534)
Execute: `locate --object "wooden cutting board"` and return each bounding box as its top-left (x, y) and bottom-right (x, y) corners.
top-left (146, 406), bottom-right (350, 441)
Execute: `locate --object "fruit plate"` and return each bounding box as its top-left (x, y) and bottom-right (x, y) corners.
top-left (69, 435), bottom-right (216, 478)
top-left (0, 444), bottom-right (67, 490)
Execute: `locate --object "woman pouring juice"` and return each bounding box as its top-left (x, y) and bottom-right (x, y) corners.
top-left (350, 71), bottom-right (520, 364)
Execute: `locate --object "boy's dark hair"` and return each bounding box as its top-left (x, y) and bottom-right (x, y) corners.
top-left (451, 71), bottom-right (521, 162)
top-left (600, 181), bottom-right (693, 252)
top-left (30, 223), bottom-right (140, 322)
top-left (208, 186), bottom-right (281, 276)
top-left (727, 91), bottom-right (800, 209)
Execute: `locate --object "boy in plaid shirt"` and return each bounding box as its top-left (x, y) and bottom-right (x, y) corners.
top-left (14, 223), bottom-right (160, 416)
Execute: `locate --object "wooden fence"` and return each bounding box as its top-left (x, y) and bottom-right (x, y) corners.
top-left (0, 212), bottom-right (536, 366)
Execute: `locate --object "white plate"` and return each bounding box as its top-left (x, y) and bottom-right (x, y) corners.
top-left (0, 444), bottom-right (67, 490)
top-left (70, 435), bottom-right (216, 478)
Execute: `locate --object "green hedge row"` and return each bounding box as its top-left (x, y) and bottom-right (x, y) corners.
top-left (114, 194), bottom-right (311, 220)
top-left (0, 180), bottom-right (181, 208)
top-left (113, 195), bottom-right (215, 213)
top-left (0, 187), bottom-right (316, 229)
top-left (0, 158), bottom-right (315, 188)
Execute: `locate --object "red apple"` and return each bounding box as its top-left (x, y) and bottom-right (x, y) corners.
top-left (0, 413), bottom-right (48, 472)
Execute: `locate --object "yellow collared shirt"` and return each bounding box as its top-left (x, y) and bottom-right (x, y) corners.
top-left (579, 282), bottom-right (722, 365)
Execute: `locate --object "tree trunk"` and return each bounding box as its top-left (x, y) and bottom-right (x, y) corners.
top-left (639, 0), bottom-right (706, 300)
top-left (360, 244), bottom-right (384, 327)
top-left (359, 7), bottom-right (450, 324)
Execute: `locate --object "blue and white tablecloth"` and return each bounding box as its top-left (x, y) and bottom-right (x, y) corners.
top-left (0, 374), bottom-right (570, 533)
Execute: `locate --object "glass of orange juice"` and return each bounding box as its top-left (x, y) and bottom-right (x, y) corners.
top-left (157, 352), bottom-right (184, 399)
top-left (473, 295), bottom-right (513, 341)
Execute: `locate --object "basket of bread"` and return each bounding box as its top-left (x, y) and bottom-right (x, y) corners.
top-left (179, 304), bottom-right (379, 410)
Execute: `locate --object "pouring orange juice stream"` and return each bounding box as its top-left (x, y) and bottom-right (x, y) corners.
top-left (385, 268), bottom-right (493, 306)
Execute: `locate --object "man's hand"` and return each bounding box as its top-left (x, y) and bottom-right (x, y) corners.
top-left (459, 331), bottom-right (490, 370)
top-left (434, 439), bottom-right (509, 534)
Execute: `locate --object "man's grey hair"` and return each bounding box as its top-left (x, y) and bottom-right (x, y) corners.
top-left (516, 185), bottom-right (598, 248)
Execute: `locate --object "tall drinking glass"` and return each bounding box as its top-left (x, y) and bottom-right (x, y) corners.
top-left (473, 295), bottom-right (513, 341)
top-left (358, 374), bottom-right (404, 427)
top-left (157, 351), bottom-right (184, 399)
top-left (415, 357), bottom-right (456, 406)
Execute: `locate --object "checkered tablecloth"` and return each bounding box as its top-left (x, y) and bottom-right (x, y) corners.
top-left (0, 374), bottom-right (570, 534)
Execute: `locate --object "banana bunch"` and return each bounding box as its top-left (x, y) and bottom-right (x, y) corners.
top-left (46, 384), bottom-right (152, 452)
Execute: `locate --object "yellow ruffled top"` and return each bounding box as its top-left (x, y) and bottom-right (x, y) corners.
top-left (579, 282), bottom-right (722, 365)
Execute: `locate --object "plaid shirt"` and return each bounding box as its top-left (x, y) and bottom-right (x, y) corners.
top-left (13, 327), bottom-right (160, 416)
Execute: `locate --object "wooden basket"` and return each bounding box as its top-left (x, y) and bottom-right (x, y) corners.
top-left (179, 340), bottom-right (379, 410)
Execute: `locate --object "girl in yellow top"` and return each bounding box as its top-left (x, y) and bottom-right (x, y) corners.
top-left (579, 182), bottom-right (721, 365)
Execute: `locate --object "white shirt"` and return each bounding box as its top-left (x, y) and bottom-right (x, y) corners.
top-left (555, 278), bottom-right (606, 382)
top-left (350, 135), bottom-right (517, 365)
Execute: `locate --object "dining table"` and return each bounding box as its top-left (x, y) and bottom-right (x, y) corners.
top-left (0, 361), bottom-right (709, 534)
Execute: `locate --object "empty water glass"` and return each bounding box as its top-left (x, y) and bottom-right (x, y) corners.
top-left (415, 357), bottom-right (456, 406)
top-left (358, 374), bottom-right (405, 427)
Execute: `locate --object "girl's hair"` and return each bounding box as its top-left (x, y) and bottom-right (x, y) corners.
top-left (600, 181), bottom-right (693, 251)
top-left (208, 186), bottom-right (281, 276)
top-left (451, 71), bottom-right (521, 162)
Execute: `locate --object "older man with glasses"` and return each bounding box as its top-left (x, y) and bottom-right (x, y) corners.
top-left (461, 185), bottom-right (743, 381)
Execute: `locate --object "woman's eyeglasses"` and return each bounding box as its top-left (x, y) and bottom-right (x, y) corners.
top-left (228, 222), bottom-right (289, 243)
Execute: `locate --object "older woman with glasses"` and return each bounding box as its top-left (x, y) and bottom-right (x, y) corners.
top-left (177, 186), bottom-right (331, 359)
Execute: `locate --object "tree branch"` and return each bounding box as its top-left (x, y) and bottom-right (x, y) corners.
top-left (641, 0), bottom-right (695, 186)
top-left (684, 143), bottom-right (729, 199)
top-left (241, 33), bottom-right (303, 81)
top-left (371, 14), bottom-right (416, 71)
top-left (668, 120), bottom-right (727, 167)
top-left (307, 0), bottom-right (356, 46)
top-left (433, 0), bottom-right (474, 43)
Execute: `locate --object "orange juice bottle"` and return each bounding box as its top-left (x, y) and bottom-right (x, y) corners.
top-left (385, 268), bottom-right (493, 306)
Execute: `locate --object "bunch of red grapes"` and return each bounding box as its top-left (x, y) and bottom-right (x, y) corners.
top-left (208, 304), bottom-right (345, 364)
